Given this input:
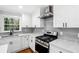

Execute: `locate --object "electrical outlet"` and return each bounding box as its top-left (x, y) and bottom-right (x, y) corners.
top-left (60, 32), bottom-right (63, 35)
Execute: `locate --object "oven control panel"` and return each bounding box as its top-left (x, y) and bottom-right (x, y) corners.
top-left (35, 38), bottom-right (49, 48)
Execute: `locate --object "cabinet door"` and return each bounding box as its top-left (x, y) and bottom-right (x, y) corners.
top-left (53, 6), bottom-right (65, 28)
top-left (29, 36), bottom-right (33, 50)
top-left (50, 46), bottom-right (64, 53)
top-left (67, 6), bottom-right (79, 28)
top-left (21, 35), bottom-right (29, 49)
top-left (32, 8), bottom-right (42, 27)
top-left (21, 14), bottom-right (32, 27)
top-left (53, 5), bottom-right (79, 28)
top-left (50, 44), bottom-right (71, 53)
top-left (7, 37), bottom-right (21, 53)
top-left (29, 35), bottom-right (35, 52)
top-left (53, 18), bottom-right (63, 28)
top-left (50, 46), bottom-right (57, 53)
top-left (31, 36), bottom-right (35, 52)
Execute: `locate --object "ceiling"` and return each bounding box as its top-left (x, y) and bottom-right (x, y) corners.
top-left (0, 5), bottom-right (46, 15)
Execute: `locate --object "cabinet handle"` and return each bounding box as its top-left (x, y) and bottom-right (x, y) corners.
top-left (65, 22), bottom-right (67, 28)
top-left (31, 40), bottom-right (33, 42)
top-left (63, 23), bottom-right (67, 28)
top-left (59, 51), bottom-right (62, 53)
top-left (63, 23), bottom-right (64, 28)
top-left (9, 41), bottom-right (13, 45)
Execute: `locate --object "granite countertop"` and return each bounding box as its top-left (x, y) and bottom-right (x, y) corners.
top-left (50, 39), bottom-right (79, 53)
top-left (0, 33), bottom-right (43, 45)
top-left (0, 33), bottom-right (43, 38)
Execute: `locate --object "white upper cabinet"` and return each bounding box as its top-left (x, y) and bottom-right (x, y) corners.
top-left (32, 8), bottom-right (44, 27)
top-left (53, 5), bottom-right (79, 28)
top-left (21, 14), bottom-right (32, 27)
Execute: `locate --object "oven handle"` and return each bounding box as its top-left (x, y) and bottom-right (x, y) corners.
top-left (35, 41), bottom-right (48, 49)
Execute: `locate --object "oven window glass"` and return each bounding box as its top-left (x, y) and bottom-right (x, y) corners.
top-left (35, 42), bottom-right (49, 53)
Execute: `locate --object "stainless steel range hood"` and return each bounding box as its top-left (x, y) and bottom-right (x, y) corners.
top-left (39, 5), bottom-right (53, 19)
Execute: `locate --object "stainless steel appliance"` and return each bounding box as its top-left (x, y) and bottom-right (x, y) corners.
top-left (39, 5), bottom-right (53, 19)
top-left (35, 32), bottom-right (58, 53)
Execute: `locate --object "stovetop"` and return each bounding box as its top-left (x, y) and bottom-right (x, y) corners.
top-left (36, 34), bottom-right (57, 43)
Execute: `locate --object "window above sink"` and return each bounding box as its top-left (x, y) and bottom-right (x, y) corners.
top-left (4, 17), bottom-right (20, 31)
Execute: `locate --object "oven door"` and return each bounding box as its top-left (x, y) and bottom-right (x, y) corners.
top-left (35, 41), bottom-right (49, 53)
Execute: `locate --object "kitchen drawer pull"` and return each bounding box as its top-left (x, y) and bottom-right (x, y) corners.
top-left (9, 41), bottom-right (13, 45)
top-left (65, 22), bottom-right (67, 28)
top-left (63, 23), bottom-right (64, 28)
top-left (59, 51), bottom-right (62, 53)
top-left (31, 40), bottom-right (33, 42)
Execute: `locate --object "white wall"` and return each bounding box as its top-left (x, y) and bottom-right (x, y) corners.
top-left (21, 14), bottom-right (32, 27)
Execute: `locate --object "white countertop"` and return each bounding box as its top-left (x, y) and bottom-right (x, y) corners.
top-left (0, 33), bottom-right (43, 38)
top-left (0, 33), bottom-right (42, 44)
top-left (50, 39), bottom-right (79, 53)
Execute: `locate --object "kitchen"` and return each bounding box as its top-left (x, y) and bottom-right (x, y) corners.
top-left (0, 5), bottom-right (79, 53)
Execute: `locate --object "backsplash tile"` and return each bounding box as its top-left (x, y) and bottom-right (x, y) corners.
top-left (52, 28), bottom-right (79, 42)
top-left (33, 28), bottom-right (44, 33)
top-left (44, 17), bottom-right (53, 32)
top-left (43, 16), bottom-right (79, 42)
top-left (22, 27), bottom-right (34, 33)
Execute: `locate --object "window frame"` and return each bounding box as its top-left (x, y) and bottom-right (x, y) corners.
top-left (4, 17), bottom-right (20, 31)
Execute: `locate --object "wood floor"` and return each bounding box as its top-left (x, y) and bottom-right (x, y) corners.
top-left (17, 48), bottom-right (33, 53)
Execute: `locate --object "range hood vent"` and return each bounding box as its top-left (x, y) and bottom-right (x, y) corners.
top-left (39, 5), bottom-right (53, 19)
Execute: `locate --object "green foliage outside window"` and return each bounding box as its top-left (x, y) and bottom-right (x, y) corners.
top-left (4, 17), bottom-right (19, 31)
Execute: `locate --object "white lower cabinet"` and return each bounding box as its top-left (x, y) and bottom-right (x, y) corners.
top-left (7, 35), bottom-right (29, 53)
top-left (21, 35), bottom-right (29, 49)
top-left (50, 44), bottom-right (71, 53)
top-left (50, 46), bottom-right (65, 53)
top-left (7, 37), bottom-right (21, 53)
top-left (3, 34), bottom-right (38, 53)
top-left (29, 35), bottom-right (35, 52)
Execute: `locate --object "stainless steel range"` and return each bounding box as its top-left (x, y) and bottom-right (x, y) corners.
top-left (35, 32), bottom-right (58, 53)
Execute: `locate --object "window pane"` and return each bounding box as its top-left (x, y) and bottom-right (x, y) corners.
top-left (4, 17), bottom-right (9, 24)
top-left (9, 18), bottom-right (14, 24)
top-left (4, 17), bottom-right (20, 31)
top-left (4, 25), bottom-right (10, 31)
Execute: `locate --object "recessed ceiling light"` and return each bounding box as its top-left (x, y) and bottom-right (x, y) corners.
top-left (19, 6), bottom-right (23, 9)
